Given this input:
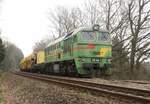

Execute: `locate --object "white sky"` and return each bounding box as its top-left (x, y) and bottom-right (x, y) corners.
top-left (0, 0), bottom-right (85, 56)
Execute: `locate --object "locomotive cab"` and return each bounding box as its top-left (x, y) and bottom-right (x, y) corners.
top-left (72, 25), bottom-right (112, 76)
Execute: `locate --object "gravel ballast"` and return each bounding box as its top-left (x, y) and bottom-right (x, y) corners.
top-left (1, 72), bottom-right (149, 104)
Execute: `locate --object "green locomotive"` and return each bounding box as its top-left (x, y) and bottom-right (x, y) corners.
top-left (44, 25), bottom-right (112, 77)
top-left (20, 25), bottom-right (112, 77)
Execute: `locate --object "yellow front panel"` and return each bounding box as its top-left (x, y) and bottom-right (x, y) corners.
top-left (99, 48), bottom-right (111, 57)
top-left (37, 51), bottom-right (45, 64)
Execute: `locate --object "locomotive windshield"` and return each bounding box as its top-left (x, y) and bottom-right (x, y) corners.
top-left (81, 31), bottom-right (110, 42)
top-left (81, 31), bottom-right (96, 41)
top-left (98, 32), bottom-right (109, 41)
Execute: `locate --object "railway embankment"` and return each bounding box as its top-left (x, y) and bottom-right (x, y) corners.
top-left (0, 72), bottom-right (109, 104)
top-left (1, 72), bottom-right (150, 104)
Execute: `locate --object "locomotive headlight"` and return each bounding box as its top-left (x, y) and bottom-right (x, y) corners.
top-left (91, 58), bottom-right (100, 62)
top-left (81, 58), bottom-right (86, 62)
top-left (91, 58), bottom-right (95, 62)
top-left (95, 58), bottom-right (100, 62)
top-left (108, 58), bottom-right (111, 63)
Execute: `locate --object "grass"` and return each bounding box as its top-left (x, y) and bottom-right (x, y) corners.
top-left (79, 91), bottom-right (90, 96)
top-left (0, 71), bottom-right (5, 104)
top-left (0, 72), bottom-right (3, 104)
top-left (0, 71), bottom-right (5, 81)
top-left (0, 88), bottom-right (2, 104)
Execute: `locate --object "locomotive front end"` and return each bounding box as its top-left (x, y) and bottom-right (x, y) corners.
top-left (74, 25), bottom-right (112, 76)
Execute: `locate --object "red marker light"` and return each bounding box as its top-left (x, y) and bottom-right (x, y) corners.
top-left (87, 43), bottom-right (95, 49)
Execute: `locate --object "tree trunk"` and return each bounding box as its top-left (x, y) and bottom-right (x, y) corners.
top-left (130, 39), bottom-right (136, 78)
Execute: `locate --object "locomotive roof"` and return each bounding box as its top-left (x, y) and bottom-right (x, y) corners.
top-left (46, 27), bottom-right (108, 47)
top-left (46, 34), bottom-right (67, 48)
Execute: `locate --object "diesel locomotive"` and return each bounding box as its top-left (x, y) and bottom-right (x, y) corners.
top-left (20, 25), bottom-right (112, 77)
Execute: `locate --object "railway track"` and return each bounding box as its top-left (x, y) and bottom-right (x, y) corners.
top-left (123, 80), bottom-right (150, 84)
top-left (12, 71), bottom-right (150, 104)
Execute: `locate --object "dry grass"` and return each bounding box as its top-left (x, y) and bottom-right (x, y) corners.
top-left (0, 71), bottom-right (5, 104)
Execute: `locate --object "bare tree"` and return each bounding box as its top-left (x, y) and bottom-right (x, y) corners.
top-left (33, 35), bottom-right (54, 53)
top-left (99, 0), bottom-right (122, 31)
top-left (85, 0), bottom-right (125, 32)
top-left (0, 38), bottom-right (5, 64)
top-left (84, 0), bottom-right (102, 26)
top-left (95, 0), bottom-right (130, 70)
top-left (49, 7), bottom-right (84, 36)
top-left (127, 0), bottom-right (150, 73)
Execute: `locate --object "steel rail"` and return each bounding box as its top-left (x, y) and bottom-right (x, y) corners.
top-left (123, 80), bottom-right (150, 84)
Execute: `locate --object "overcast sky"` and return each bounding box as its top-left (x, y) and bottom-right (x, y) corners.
top-left (0, 0), bottom-right (85, 56)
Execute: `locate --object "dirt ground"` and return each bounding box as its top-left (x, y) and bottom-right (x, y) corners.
top-left (0, 72), bottom-right (116, 104)
top-left (0, 72), bottom-right (149, 104)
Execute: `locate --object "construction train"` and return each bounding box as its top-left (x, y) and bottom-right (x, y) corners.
top-left (20, 25), bottom-right (112, 77)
